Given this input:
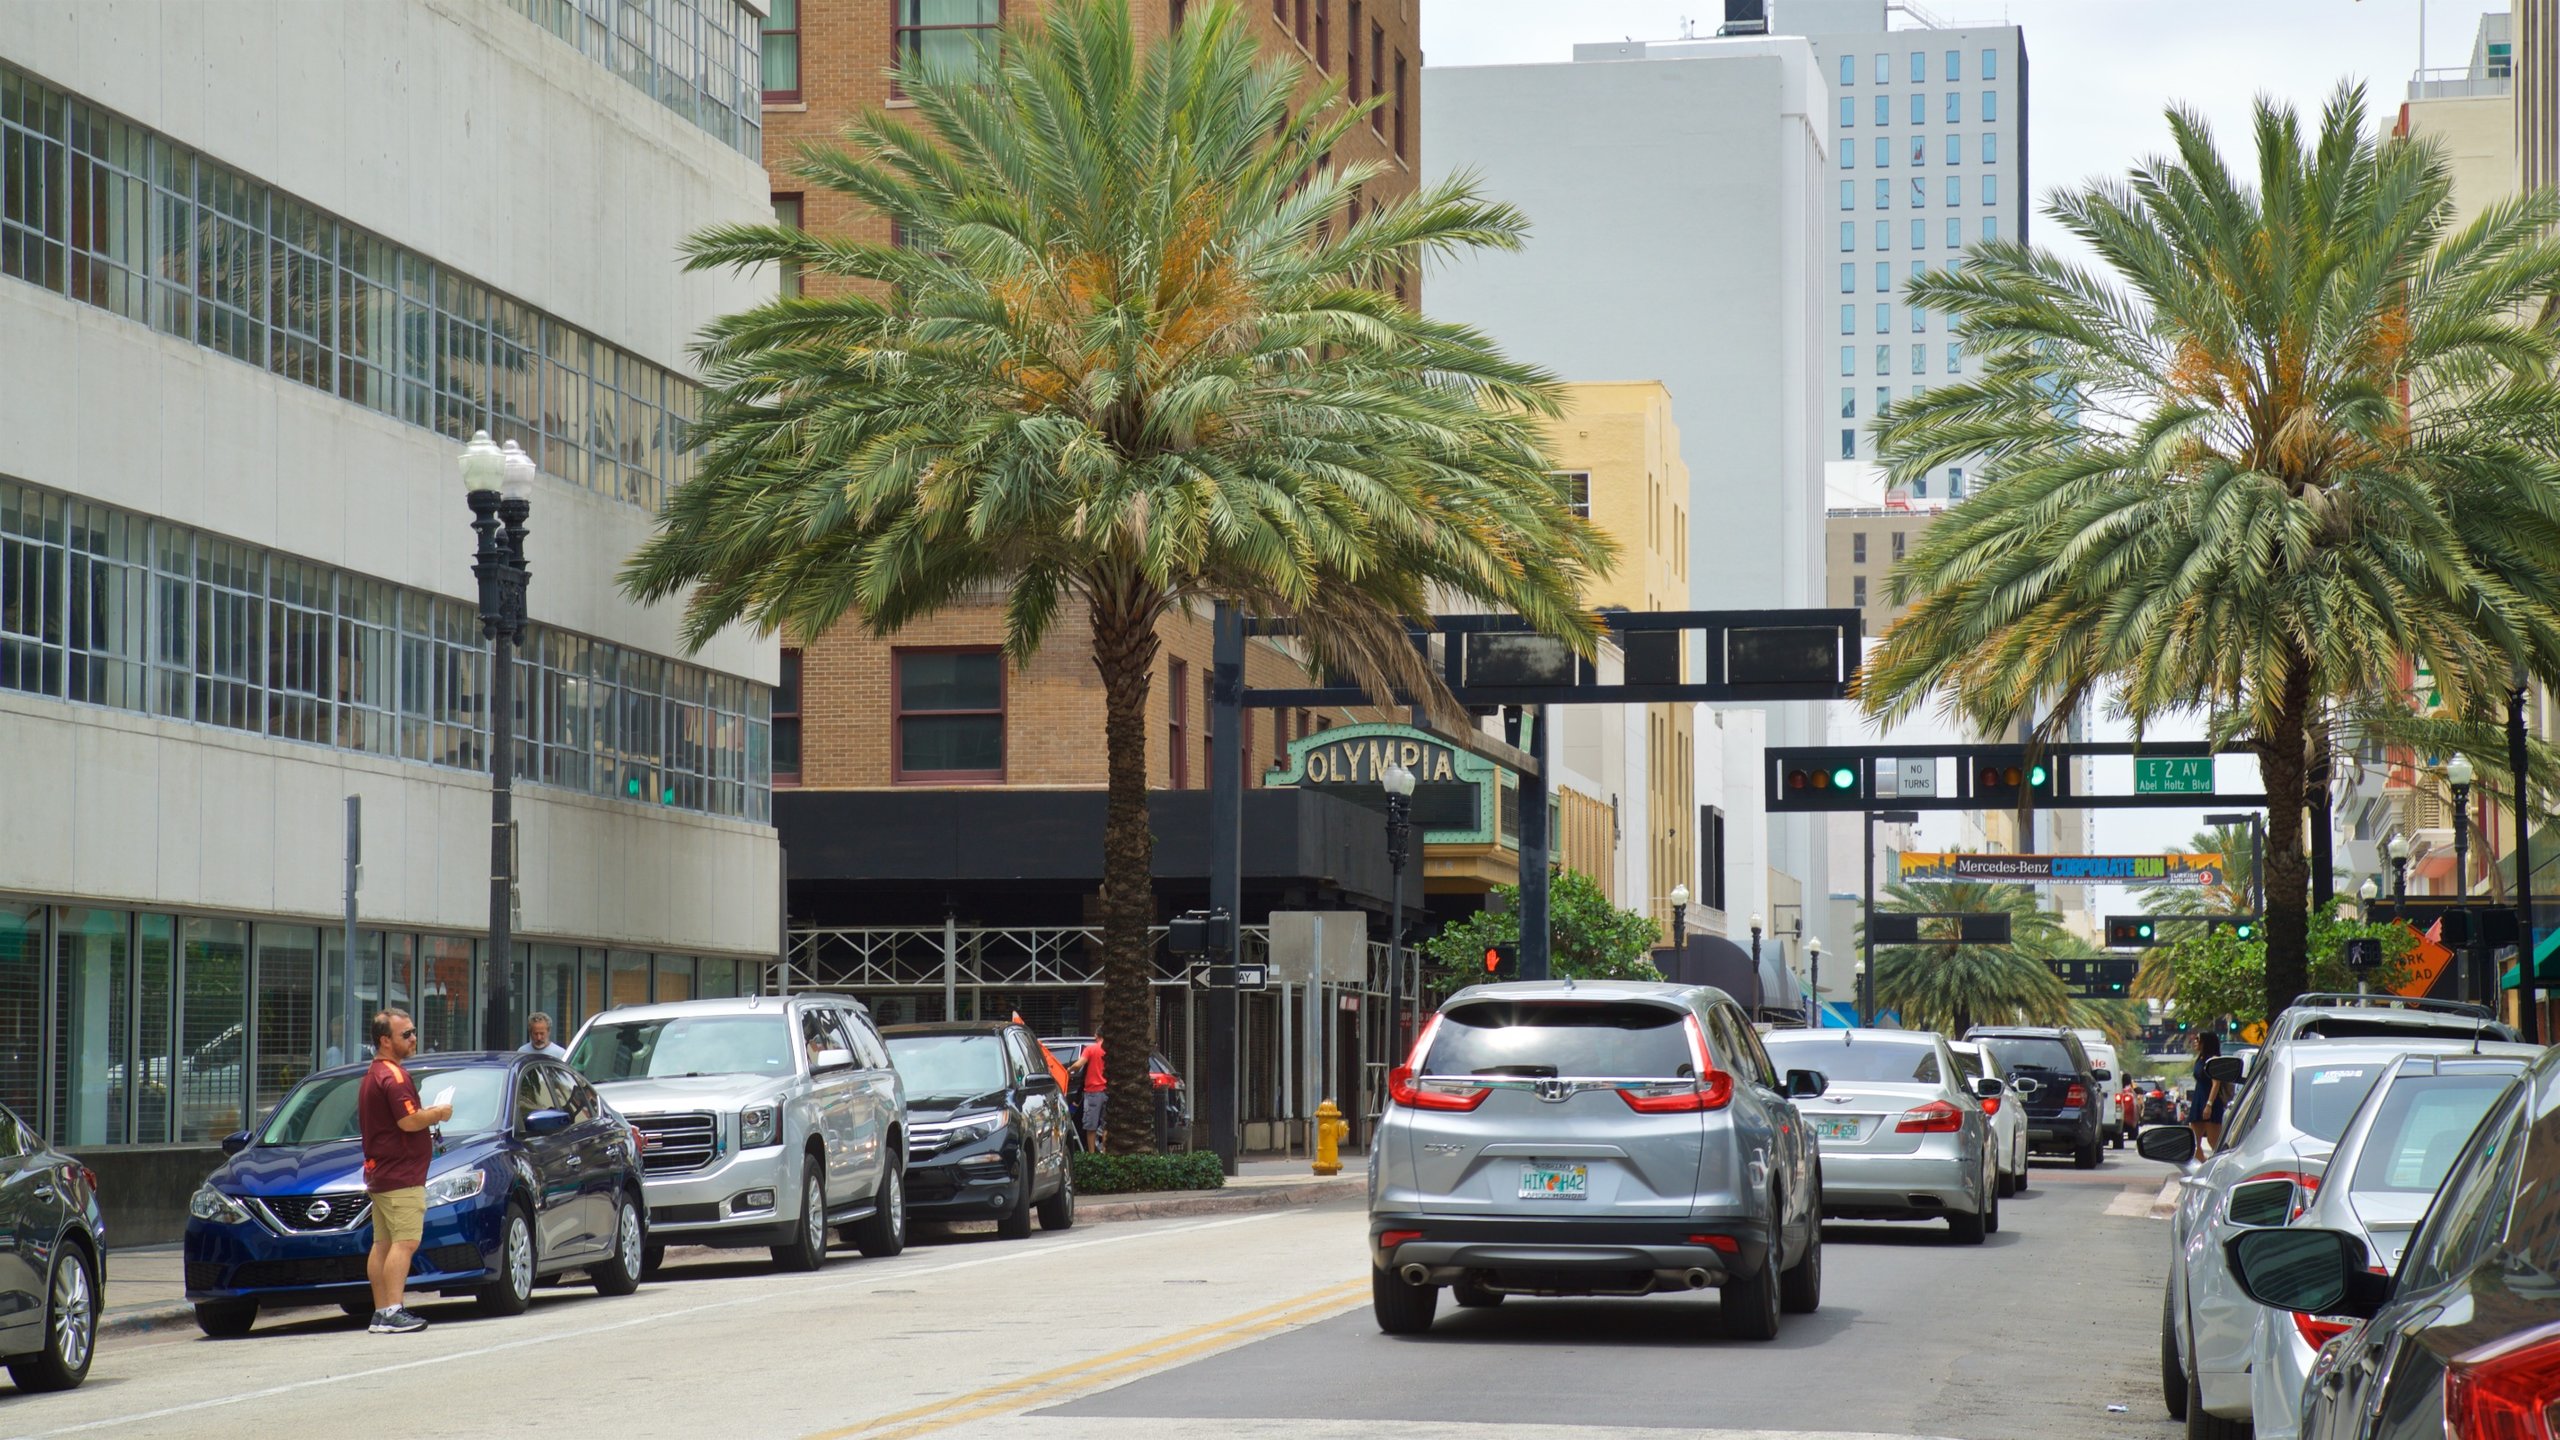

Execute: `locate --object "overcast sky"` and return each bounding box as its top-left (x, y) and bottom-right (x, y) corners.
top-left (1420, 0), bottom-right (2496, 900)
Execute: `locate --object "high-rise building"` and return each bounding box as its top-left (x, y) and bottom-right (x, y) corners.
top-left (0, 0), bottom-right (779, 1235)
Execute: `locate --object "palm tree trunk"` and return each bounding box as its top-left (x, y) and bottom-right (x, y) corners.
top-left (2308, 725), bottom-right (2335, 911)
top-left (1090, 582), bottom-right (1165, 1155)
top-left (2260, 663), bottom-right (2315, 1022)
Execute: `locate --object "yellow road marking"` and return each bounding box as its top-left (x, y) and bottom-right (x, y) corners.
top-left (796, 1277), bottom-right (1368, 1440)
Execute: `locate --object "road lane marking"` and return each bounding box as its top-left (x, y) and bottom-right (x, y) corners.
top-left (798, 1279), bottom-right (1371, 1440)
top-left (6, 1208), bottom-right (1318, 1440)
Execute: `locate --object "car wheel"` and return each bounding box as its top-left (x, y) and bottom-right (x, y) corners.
top-left (1996, 1165), bottom-right (2016, 1199)
top-left (1780, 1214), bottom-right (1822, 1315)
top-left (850, 1163), bottom-right (906, 1258)
top-left (2162, 1285), bottom-right (2189, 1420)
top-left (6, 1245), bottom-right (96, 1390)
top-left (641, 1242), bottom-right (667, 1280)
top-left (192, 1299), bottom-right (258, 1340)
top-left (1037, 1154), bottom-right (1076, 1232)
top-left (771, 1162), bottom-right (829, 1272)
top-left (997, 1154), bottom-right (1035, 1241)
top-left (1719, 1233), bottom-right (1783, 1340)
top-left (1949, 1194), bottom-right (1988, 1245)
top-left (1371, 1265), bottom-right (1438, 1335)
top-left (1451, 1278), bottom-right (1505, 1308)
top-left (2075, 1135), bottom-right (2103, 1169)
top-left (476, 1202), bottom-right (537, 1316)
top-left (2187, 1368), bottom-right (2249, 1439)
top-left (591, 1191), bottom-right (644, 1296)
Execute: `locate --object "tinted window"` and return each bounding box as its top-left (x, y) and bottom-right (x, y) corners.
top-left (261, 1065), bottom-right (508, 1143)
top-left (886, 1033), bottom-right (1009, 1100)
top-left (1764, 1034), bottom-right (1940, 1085)
top-left (2400, 1085), bottom-right (2527, 1290)
top-left (512, 1066), bottom-right (552, 1128)
top-left (1423, 1001), bottom-right (1694, 1078)
top-left (1003, 1029), bottom-right (1040, 1082)
top-left (1978, 1036), bottom-right (2075, 1075)
top-left (2290, 1061), bottom-right (2395, 1142)
top-left (845, 1011), bottom-right (892, 1069)
top-left (2348, 1071), bottom-right (2521, 1195)
top-left (571, 1016), bottom-right (796, 1082)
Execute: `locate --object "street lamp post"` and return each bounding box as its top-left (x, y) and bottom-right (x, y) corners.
top-left (2509, 666), bottom-right (2541, 1043)
top-left (462, 430), bottom-right (534, 1051)
top-left (1805, 936), bottom-right (1825, 1030)
top-left (2390, 833), bottom-right (2411, 910)
top-left (1669, 883), bottom-right (1691, 955)
top-left (1381, 760), bottom-right (1416, 1058)
top-left (2449, 753), bottom-right (2478, 1005)
top-left (1749, 911), bottom-right (1763, 983)
top-left (1853, 956), bottom-right (1868, 1026)
top-left (2357, 877), bottom-right (2379, 919)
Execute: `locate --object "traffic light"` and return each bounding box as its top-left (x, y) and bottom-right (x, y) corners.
top-left (1968, 747), bottom-right (2062, 804)
top-left (2203, 917), bottom-right (2261, 941)
top-left (1766, 749), bottom-right (1873, 811)
top-left (2105, 916), bottom-right (2158, 949)
top-left (1482, 943), bottom-right (1520, 980)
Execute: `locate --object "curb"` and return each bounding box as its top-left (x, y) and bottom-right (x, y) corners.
top-left (2149, 1176), bottom-right (2183, 1219)
top-left (97, 1180), bottom-right (1365, 1341)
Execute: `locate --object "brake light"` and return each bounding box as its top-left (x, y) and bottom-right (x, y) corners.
top-left (1378, 1229), bottom-right (1423, 1250)
top-left (2446, 1317), bottom-right (2560, 1440)
top-left (2291, 1312), bottom-right (2354, 1349)
top-left (1980, 1096), bottom-right (2002, 1115)
top-left (1619, 1073), bottom-right (1735, 1113)
top-left (1150, 1071), bottom-right (1179, 1089)
top-left (1896, 1100), bottom-right (1965, 1133)
top-left (1388, 1065), bottom-right (1490, 1112)
top-left (1684, 1234), bottom-right (1741, 1254)
top-left (2063, 1083), bottom-right (2087, 1108)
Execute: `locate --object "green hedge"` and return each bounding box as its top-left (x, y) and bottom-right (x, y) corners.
top-left (1069, 1150), bottom-right (1226, 1195)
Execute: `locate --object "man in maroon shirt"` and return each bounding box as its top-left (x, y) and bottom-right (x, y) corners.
top-left (358, 1010), bottom-right (450, 1334)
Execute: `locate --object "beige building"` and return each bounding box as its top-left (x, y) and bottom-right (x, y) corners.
top-left (1825, 506), bottom-right (1942, 633)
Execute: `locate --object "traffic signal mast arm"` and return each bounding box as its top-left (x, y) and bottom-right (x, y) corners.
top-left (1766, 742), bottom-right (2267, 813)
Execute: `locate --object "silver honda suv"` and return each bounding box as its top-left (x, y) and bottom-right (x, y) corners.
top-left (1368, 980), bottom-right (1826, 1340)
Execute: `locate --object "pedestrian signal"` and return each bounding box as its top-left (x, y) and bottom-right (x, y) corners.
top-left (1483, 943), bottom-right (1519, 980)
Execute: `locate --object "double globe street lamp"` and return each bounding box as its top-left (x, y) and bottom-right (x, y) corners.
top-left (461, 430), bottom-right (535, 1051)
top-left (2448, 752), bottom-right (2479, 1005)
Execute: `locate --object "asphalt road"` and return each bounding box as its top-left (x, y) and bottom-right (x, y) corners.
top-left (0, 1154), bottom-right (2182, 1440)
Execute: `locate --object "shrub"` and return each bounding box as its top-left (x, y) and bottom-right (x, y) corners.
top-left (1069, 1150), bottom-right (1227, 1195)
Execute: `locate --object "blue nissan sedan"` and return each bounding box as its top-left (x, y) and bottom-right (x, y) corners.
top-left (182, 1052), bottom-right (646, 1336)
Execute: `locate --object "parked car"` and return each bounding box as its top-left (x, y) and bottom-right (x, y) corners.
top-left (182, 1052), bottom-right (645, 1337)
top-left (1948, 1039), bottom-right (2030, 1197)
top-left (2074, 1031), bottom-right (2125, 1148)
top-left (1767, 1029), bottom-right (2000, 1240)
top-left (0, 1102), bottom-right (105, 1391)
top-left (1367, 980), bottom-right (1824, 1340)
top-left (2229, 1049), bottom-right (2536, 1440)
top-left (882, 1021), bottom-right (1076, 1238)
top-left (2259, 993), bottom-right (2515, 1049)
top-left (2221, 1037), bottom-right (2560, 1440)
top-left (1040, 1037), bottom-right (1190, 1150)
top-left (2141, 1034), bottom-right (2540, 1437)
top-left (570, 995), bottom-right (906, 1273)
top-left (1967, 1026), bottom-right (2109, 1168)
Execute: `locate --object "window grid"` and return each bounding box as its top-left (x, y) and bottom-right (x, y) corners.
top-left (0, 63), bottom-right (699, 516)
top-left (503, 0), bottom-right (761, 157)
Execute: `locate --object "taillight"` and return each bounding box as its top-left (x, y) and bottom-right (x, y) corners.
top-left (1150, 1071), bottom-right (1179, 1089)
top-left (1684, 1234), bottom-right (1741, 1254)
top-left (2063, 1083), bottom-right (2087, 1108)
top-left (1388, 1065), bottom-right (1490, 1112)
top-left (1377, 1229), bottom-right (1423, 1250)
top-left (2290, 1312), bottom-right (2354, 1349)
top-left (1618, 1073), bottom-right (1735, 1113)
top-left (2446, 1318), bottom-right (2560, 1439)
top-left (1896, 1100), bottom-right (1965, 1133)
top-left (1980, 1096), bottom-right (2002, 1115)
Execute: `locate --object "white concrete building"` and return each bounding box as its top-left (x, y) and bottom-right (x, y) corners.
top-left (0, 0), bottom-right (779, 1190)
top-left (1423, 34), bottom-right (1835, 940)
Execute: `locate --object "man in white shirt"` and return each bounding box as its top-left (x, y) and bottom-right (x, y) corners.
top-left (519, 1013), bottom-right (568, 1061)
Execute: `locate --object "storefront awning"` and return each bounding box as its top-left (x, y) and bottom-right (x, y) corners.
top-left (2498, 925), bottom-right (2560, 989)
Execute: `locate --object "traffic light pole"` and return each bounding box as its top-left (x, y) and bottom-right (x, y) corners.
top-left (1861, 811), bottom-right (1875, 1027)
top-left (1519, 707), bottom-right (1551, 980)
top-left (1204, 606), bottom-right (1245, 1176)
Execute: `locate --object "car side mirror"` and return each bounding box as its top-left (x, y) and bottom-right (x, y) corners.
top-left (2137, 1125), bottom-right (2197, 1166)
top-left (814, 1048), bottom-right (854, 1072)
top-left (1024, 1071), bottom-right (1060, 1094)
top-left (1785, 1069), bottom-right (1828, 1098)
top-left (220, 1130), bottom-right (253, 1156)
top-left (2225, 1227), bottom-right (2389, 1321)
top-left (2226, 1177), bottom-right (2299, 1228)
top-left (523, 1108), bottom-right (574, 1137)
top-left (2092, 1067), bottom-right (2112, 1083)
top-left (2199, 1056), bottom-right (2245, 1084)
top-left (1972, 1076), bottom-right (2004, 1101)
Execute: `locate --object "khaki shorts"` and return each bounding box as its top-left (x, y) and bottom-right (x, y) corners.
top-left (371, 1187), bottom-right (426, 1244)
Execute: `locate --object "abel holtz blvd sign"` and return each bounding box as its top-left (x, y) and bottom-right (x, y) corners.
top-left (1896, 852), bottom-right (2228, 888)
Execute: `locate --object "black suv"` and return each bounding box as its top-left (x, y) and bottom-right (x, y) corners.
top-left (1965, 1027), bottom-right (2108, 1169)
top-left (882, 1022), bottom-right (1076, 1239)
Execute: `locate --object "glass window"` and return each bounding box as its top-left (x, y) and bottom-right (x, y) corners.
top-left (1982, 91), bottom-right (1997, 122)
top-left (1839, 96), bottom-right (1854, 128)
top-left (1910, 93), bottom-right (1924, 125)
top-left (532, 944), bottom-right (580, 1035)
top-left (1981, 215), bottom-right (1998, 242)
top-left (50, 908), bottom-right (128, 1145)
top-left (1948, 342), bottom-right (1962, 371)
top-left (1874, 220), bottom-right (1890, 249)
top-left (1946, 132), bottom-right (1961, 165)
top-left (65, 100), bottom-right (148, 323)
top-left (1912, 306), bottom-right (1926, 333)
top-left (415, 936), bottom-right (474, 1054)
top-left (1873, 95), bottom-right (1889, 126)
top-left (1947, 216), bottom-right (1963, 249)
top-left (1424, 998), bottom-right (1700, 1078)
top-left (177, 917), bottom-right (248, 1141)
top-left (609, 950), bottom-right (651, 1010)
top-left (1910, 134), bottom-right (1925, 167)
top-left (1912, 343), bottom-right (1926, 374)
top-left (763, 0), bottom-right (801, 98)
top-left (1910, 50), bottom-right (1925, 83)
top-left (2399, 1086), bottom-right (2525, 1292)
top-left (1839, 429), bottom-right (1855, 460)
top-left (1874, 262), bottom-right (1890, 290)
top-left (1852, 532), bottom-right (1867, 563)
top-left (1982, 48), bottom-right (1997, 79)
top-left (266, 557), bottom-right (332, 744)
top-left (1893, 530), bottom-right (1906, 560)
top-left (1876, 385), bottom-right (1889, 415)
top-left (1946, 49), bottom-right (1960, 81)
top-left (895, 649), bottom-right (1005, 780)
top-left (1983, 174), bottom-right (1999, 206)
top-left (1839, 139), bottom-right (1853, 171)
top-left (1840, 387), bottom-right (1855, 419)
top-left (1840, 180), bottom-right (1855, 212)
top-left (0, 483), bottom-right (63, 698)
top-left (1910, 177), bottom-right (1925, 209)
top-left (2350, 1071), bottom-right (2523, 1196)
top-left (1874, 179), bottom-right (1889, 210)
top-left (1873, 137), bottom-right (1888, 167)
top-left (1947, 176), bottom-right (1962, 206)
top-left (1840, 262), bottom-right (1856, 293)
top-left (773, 647), bottom-right (802, 784)
top-left (573, 1013), bottom-right (797, 1083)
top-left (1840, 304), bottom-right (1855, 335)
top-left (0, 905), bottom-right (41, 1133)
top-left (697, 957), bottom-right (740, 1000)
top-left (1874, 52), bottom-right (1888, 84)
top-left (1948, 466), bottom-right (1964, 497)
top-left (1838, 53), bottom-right (1854, 86)
top-left (894, 0), bottom-right (1003, 86)
top-left (1840, 221), bottom-right (1854, 252)
top-left (653, 953), bottom-right (696, 1004)
top-left (252, 925), bottom-right (316, 1113)
top-left (1911, 219), bottom-right (1926, 250)
top-left (1945, 91), bottom-right (1960, 123)
top-left (1876, 344), bottom-right (1891, 375)
top-left (1765, 1034), bottom-right (1941, 1085)
top-left (1840, 346), bottom-right (1855, 376)
top-left (1875, 303), bottom-right (1890, 332)
top-left (1983, 131), bottom-right (1998, 164)
top-left (1852, 574), bottom-right (1866, 605)
top-left (581, 948), bottom-right (605, 1026)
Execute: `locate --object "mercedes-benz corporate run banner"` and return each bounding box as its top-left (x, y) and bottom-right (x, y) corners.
top-left (1894, 852), bottom-right (2227, 888)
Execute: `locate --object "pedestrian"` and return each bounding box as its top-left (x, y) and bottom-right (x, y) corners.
top-left (519, 1012), bottom-right (568, 1061)
top-left (2117, 1075), bottom-right (2141, 1143)
top-left (1074, 1037), bottom-right (1107, 1152)
top-left (360, 1008), bottom-right (452, 1335)
top-left (2189, 1030), bottom-right (2231, 1155)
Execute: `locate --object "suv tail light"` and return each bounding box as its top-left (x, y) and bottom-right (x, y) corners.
top-left (2063, 1083), bottom-right (2087, 1109)
top-left (1980, 1095), bottom-right (2002, 1115)
top-left (2290, 1312), bottom-right (2355, 1349)
top-left (1388, 1065), bottom-right (1490, 1112)
top-left (1150, 1071), bottom-right (1179, 1089)
top-left (1896, 1100), bottom-right (1965, 1133)
top-left (2446, 1318), bottom-right (2560, 1439)
top-left (1618, 1015), bottom-right (1734, 1112)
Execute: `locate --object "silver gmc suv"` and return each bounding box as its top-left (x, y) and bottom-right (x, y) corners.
top-left (1369, 980), bottom-right (1827, 1340)
top-left (568, 995), bottom-right (906, 1273)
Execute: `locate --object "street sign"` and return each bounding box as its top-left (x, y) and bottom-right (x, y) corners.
top-left (1890, 757), bottom-right (1937, 798)
top-left (1235, 962), bottom-right (1268, 990)
top-left (2342, 938), bottom-right (2384, 971)
top-left (2134, 756), bottom-right (2214, 795)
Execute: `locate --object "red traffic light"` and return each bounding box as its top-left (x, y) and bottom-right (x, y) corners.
top-left (1787, 769), bottom-right (1810, 790)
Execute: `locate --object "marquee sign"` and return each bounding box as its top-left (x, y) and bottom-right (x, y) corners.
top-left (1895, 852), bottom-right (2228, 888)
top-left (1265, 723), bottom-right (1510, 845)
top-left (1295, 733), bottom-right (1462, 786)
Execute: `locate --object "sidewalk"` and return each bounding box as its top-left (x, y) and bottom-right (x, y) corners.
top-left (97, 1154), bottom-right (1364, 1341)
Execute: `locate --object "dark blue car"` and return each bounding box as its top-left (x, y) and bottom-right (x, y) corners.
top-left (183, 1052), bottom-right (646, 1337)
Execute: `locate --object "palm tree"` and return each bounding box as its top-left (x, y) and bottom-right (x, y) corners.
top-left (622, 0), bottom-right (1614, 1152)
top-left (1860, 86), bottom-right (2560, 1024)
top-left (1860, 881), bottom-right (2081, 1035)
top-left (2140, 825), bottom-right (2255, 918)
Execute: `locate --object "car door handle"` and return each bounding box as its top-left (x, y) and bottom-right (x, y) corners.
top-left (564, 1157), bottom-right (583, 1169)
top-left (30, 1185), bottom-right (52, 1202)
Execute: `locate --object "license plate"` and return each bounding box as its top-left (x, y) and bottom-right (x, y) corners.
top-left (1814, 1118), bottom-right (1864, 1141)
top-left (1519, 1163), bottom-right (1588, 1200)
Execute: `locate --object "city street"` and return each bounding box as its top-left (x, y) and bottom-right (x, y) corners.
top-left (6, 1156), bottom-right (2181, 1440)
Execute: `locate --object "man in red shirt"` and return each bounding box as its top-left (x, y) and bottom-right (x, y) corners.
top-left (1076, 1039), bottom-right (1107, 1152)
top-left (358, 1010), bottom-right (451, 1334)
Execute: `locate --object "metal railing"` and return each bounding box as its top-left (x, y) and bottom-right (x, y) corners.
top-left (2409, 67), bottom-right (2512, 100)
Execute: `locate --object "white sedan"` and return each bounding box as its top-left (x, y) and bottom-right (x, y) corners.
top-left (1949, 1040), bottom-right (2030, 1196)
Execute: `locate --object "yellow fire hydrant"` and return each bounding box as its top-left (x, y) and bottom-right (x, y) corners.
top-left (1313, 1098), bottom-right (1348, 1176)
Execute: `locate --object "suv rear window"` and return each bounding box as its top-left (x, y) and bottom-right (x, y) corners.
top-left (2296, 1017), bottom-right (2499, 1043)
top-left (2290, 1061), bottom-right (2394, 1142)
top-left (1764, 1034), bottom-right (1941, 1084)
top-left (1979, 1036), bottom-right (2076, 1074)
top-left (1425, 1000), bottom-right (1694, 1079)
top-left (2349, 1070), bottom-right (2523, 1195)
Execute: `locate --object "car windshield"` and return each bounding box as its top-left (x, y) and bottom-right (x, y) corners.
top-left (571, 1015), bottom-right (795, 1082)
top-left (887, 1033), bottom-right (1008, 1099)
top-left (1423, 1000), bottom-right (1693, 1079)
top-left (1979, 1037), bottom-right (2076, 1074)
top-left (2348, 1070), bottom-right (2522, 1194)
top-left (260, 1066), bottom-right (509, 1144)
top-left (1764, 1035), bottom-right (1941, 1085)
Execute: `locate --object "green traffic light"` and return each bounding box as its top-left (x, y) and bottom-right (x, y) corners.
top-left (2137, 922), bottom-right (2152, 939)
top-left (2235, 922), bottom-right (2256, 940)
top-left (1831, 766), bottom-right (1858, 791)
top-left (2029, 763), bottom-right (2049, 787)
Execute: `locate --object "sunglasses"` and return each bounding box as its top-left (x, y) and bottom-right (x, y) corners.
top-left (396, 1029), bottom-right (418, 1041)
